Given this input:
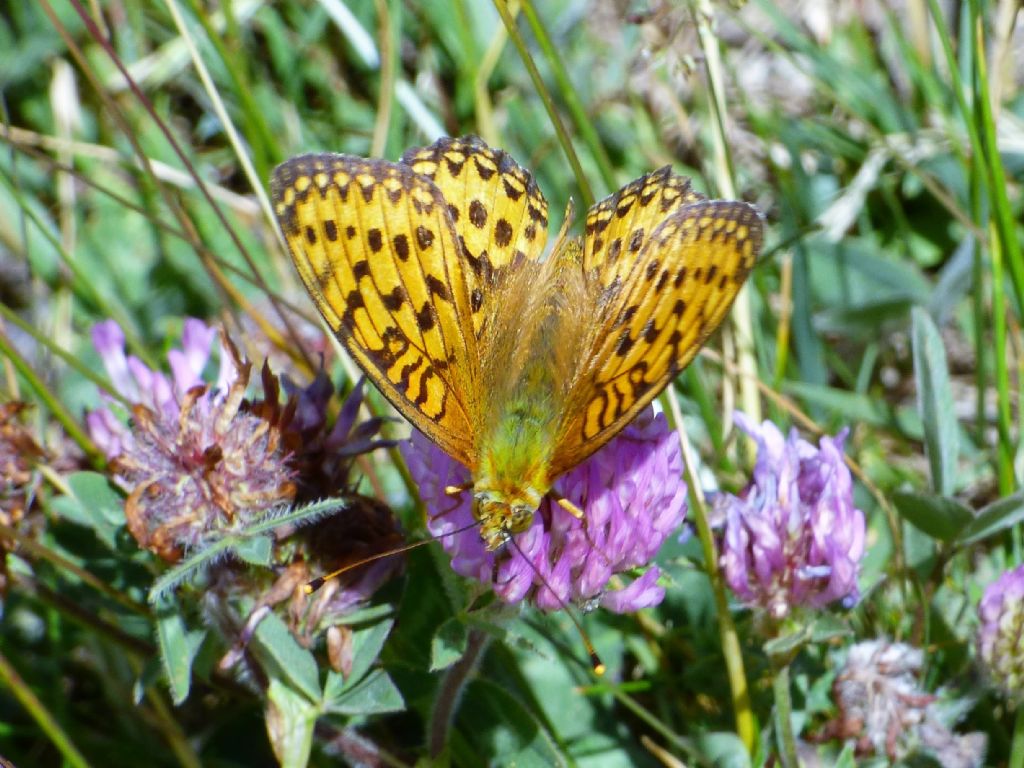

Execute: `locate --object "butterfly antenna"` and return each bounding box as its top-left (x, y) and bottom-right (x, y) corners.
top-left (305, 519), bottom-right (481, 594)
top-left (507, 535), bottom-right (605, 676)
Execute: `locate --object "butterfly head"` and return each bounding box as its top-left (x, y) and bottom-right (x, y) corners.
top-left (472, 487), bottom-right (543, 551)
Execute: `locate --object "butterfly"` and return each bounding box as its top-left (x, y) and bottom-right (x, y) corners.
top-left (271, 136), bottom-right (762, 550)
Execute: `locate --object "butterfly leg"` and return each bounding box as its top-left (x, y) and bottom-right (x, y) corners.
top-left (551, 489), bottom-right (615, 569)
top-left (444, 482), bottom-right (473, 497)
top-left (550, 491), bottom-right (584, 520)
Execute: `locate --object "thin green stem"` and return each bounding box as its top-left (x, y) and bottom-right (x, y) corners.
top-left (0, 165), bottom-right (147, 362)
top-left (924, 0), bottom-right (986, 162)
top-left (57, 0), bottom-right (314, 371)
top-left (371, 0), bottom-right (395, 158)
top-left (148, 497), bottom-right (352, 602)
top-left (428, 628), bottom-right (490, 757)
top-left (988, 223), bottom-right (1014, 494)
top-left (0, 649), bottom-right (94, 768)
top-left (666, 387), bottom-right (754, 753)
top-left (491, 0), bottom-right (593, 208)
top-left (517, 0), bottom-right (616, 194)
top-left (972, 1), bottom-right (1020, 495)
top-left (18, 577), bottom-right (153, 657)
top-left (609, 687), bottom-right (699, 757)
top-left (969, 109), bottom-right (988, 449)
top-left (0, 328), bottom-right (100, 464)
top-left (692, 0), bottom-right (737, 198)
top-left (0, 139), bottom-right (324, 345)
top-left (927, 0), bottom-right (1012, 496)
top-left (772, 663), bottom-right (799, 768)
top-left (773, 253), bottom-right (793, 392)
top-left (0, 523), bottom-right (147, 616)
top-left (693, 0), bottom-right (761, 455)
top-left (182, 0), bottom-right (276, 177)
top-left (142, 678), bottom-right (203, 768)
top-left (1010, 704), bottom-right (1024, 768)
top-left (162, 0), bottom-right (278, 251)
top-left (971, 1), bottom-right (1024, 316)
top-left (0, 300), bottom-right (131, 410)
top-left (474, 1), bottom-right (515, 145)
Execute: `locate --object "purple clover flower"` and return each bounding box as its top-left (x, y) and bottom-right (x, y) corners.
top-left (977, 563), bottom-right (1024, 704)
top-left (718, 413), bottom-right (864, 619)
top-left (402, 406), bottom-right (687, 613)
top-left (87, 318), bottom-right (228, 459)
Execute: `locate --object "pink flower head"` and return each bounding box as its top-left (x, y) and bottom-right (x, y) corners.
top-left (88, 318), bottom-right (228, 459)
top-left (402, 406), bottom-right (687, 613)
top-left (977, 563), bottom-right (1024, 704)
top-left (719, 413), bottom-right (865, 619)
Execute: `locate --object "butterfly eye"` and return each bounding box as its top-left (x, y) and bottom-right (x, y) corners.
top-left (508, 505), bottom-right (534, 533)
top-left (471, 493), bottom-right (489, 523)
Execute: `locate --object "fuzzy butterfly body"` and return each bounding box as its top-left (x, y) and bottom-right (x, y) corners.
top-left (271, 136), bottom-right (763, 549)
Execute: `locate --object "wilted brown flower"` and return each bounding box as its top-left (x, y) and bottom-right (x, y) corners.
top-left (813, 640), bottom-right (986, 767)
top-left (216, 495), bottom-right (404, 675)
top-left (115, 353), bottom-right (298, 562)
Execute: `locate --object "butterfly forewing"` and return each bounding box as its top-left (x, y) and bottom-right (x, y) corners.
top-left (271, 153), bottom-right (479, 467)
top-left (401, 136), bottom-right (549, 338)
top-left (549, 198), bottom-right (763, 477)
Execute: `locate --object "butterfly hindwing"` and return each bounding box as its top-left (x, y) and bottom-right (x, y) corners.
top-left (271, 153), bottom-right (479, 467)
top-left (550, 196), bottom-right (763, 476)
top-left (582, 166), bottom-right (706, 291)
top-left (401, 136), bottom-right (549, 338)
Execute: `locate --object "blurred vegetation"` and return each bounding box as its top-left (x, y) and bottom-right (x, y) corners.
top-left (0, 0), bottom-right (1022, 766)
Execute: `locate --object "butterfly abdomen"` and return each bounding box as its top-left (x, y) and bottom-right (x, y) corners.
top-left (478, 367), bottom-right (561, 498)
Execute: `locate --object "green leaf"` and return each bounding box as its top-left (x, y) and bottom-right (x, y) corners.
top-left (692, 731), bottom-right (751, 768)
top-left (903, 523), bottom-right (937, 576)
top-left (764, 626), bottom-right (812, 659)
top-left (431, 617), bottom-right (468, 671)
top-left (892, 491), bottom-right (973, 542)
top-left (764, 616), bottom-right (852, 660)
top-left (67, 471), bottom-right (124, 521)
top-left (233, 534), bottom-right (273, 566)
top-left (808, 615), bottom-right (853, 644)
top-left (323, 668), bottom-right (404, 716)
top-left (265, 677), bottom-right (317, 768)
top-left (50, 470), bottom-right (124, 549)
top-left (835, 742), bottom-right (858, 768)
top-left (252, 612), bottom-right (321, 703)
top-left (782, 381), bottom-right (921, 437)
top-left (154, 600), bottom-right (205, 705)
top-left (347, 618), bottom-right (394, 685)
top-left (321, 618), bottom-right (396, 703)
top-left (451, 679), bottom-right (561, 767)
top-left (954, 490), bottom-right (1024, 548)
top-left (911, 307), bottom-right (958, 495)
top-left (387, 546), bottom-right (462, 670)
